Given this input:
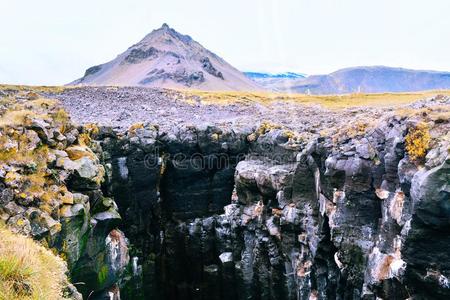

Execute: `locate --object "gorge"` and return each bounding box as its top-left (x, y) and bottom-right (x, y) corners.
top-left (0, 86), bottom-right (449, 299)
top-left (98, 111), bottom-right (450, 300)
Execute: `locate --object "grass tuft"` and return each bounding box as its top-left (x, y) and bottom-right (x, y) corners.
top-left (0, 224), bottom-right (70, 300)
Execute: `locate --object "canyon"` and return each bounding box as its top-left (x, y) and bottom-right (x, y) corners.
top-left (0, 86), bottom-right (449, 299)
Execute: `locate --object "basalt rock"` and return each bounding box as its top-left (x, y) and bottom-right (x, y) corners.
top-left (2, 89), bottom-right (449, 300)
top-left (139, 69), bottom-right (206, 86)
top-left (403, 155), bottom-right (450, 299)
top-left (200, 57), bottom-right (224, 79)
top-left (124, 47), bottom-right (160, 64)
top-left (96, 108), bottom-right (449, 300)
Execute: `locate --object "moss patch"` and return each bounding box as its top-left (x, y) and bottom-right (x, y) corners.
top-left (97, 265), bottom-right (109, 286)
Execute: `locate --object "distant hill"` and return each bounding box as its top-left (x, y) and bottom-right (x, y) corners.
top-left (244, 72), bottom-right (306, 79)
top-left (273, 66), bottom-right (450, 94)
top-left (244, 72), bottom-right (306, 92)
top-left (70, 24), bottom-right (262, 91)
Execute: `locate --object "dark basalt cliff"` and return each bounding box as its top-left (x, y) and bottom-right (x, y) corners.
top-left (1, 90), bottom-right (449, 299)
top-left (94, 107), bottom-right (449, 299)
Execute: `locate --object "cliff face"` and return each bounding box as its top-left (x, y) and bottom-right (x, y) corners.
top-left (95, 96), bottom-right (449, 299)
top-left (1, 87), bottom-right (449, 299)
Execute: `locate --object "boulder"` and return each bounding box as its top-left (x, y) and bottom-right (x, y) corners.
top-left (7, 214), bottom-right (31, 235)
top-left (68, 156), bottom-right (105, 190)
top-left (25, 207), bottom-right (61, 239)
top-left (27, 118), bottom-right (55, 144)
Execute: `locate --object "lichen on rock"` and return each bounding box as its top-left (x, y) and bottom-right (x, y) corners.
top-left (0, 90), bottom-right (129, 298)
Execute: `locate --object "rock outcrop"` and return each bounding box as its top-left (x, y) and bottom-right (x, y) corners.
top-left (0, 92), bottom-right (129, 298)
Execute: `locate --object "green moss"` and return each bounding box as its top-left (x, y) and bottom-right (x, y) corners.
top-left (97, 265), bottom-right (109, 286)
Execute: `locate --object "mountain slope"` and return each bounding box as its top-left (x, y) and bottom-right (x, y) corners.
top-left (280, 66), bottom-right (450, 94)
top-left (70, 24), bottom-right (262, 91)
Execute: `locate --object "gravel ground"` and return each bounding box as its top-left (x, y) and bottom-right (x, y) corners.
top-left (46, 86), bottom-right (394, 133)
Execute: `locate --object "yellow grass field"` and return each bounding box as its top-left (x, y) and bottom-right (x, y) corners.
top-left (182, 89), bottom-right (450, 109)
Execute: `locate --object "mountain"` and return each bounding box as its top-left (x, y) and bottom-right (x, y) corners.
top-left (244, 72), bottom-right (306, 92)
top-left (70, 24), bottom-right (262, 91)
top-left (277, 66), bottom-right (450, 94)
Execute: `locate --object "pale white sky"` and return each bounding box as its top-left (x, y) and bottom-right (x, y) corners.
top-left (1, 0), bottom-right (449, 85)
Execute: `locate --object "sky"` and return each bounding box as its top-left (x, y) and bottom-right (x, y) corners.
top-left (0, 0), bottom-right (449, 85)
